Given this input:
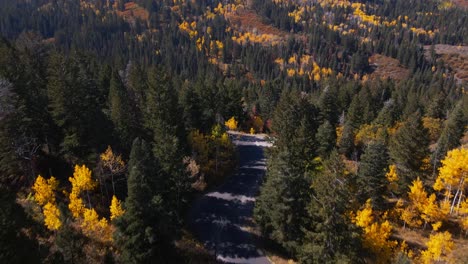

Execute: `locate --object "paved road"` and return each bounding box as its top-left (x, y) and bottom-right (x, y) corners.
top-left (189, 133), bottom-right (271, 264)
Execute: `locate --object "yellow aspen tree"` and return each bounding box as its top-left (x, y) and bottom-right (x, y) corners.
top-left (33, 175), bottom-right (62, 231)
top-left (400, 178), bottom-right (427, 228)
top-left (224, 117), bottom-right (238, 130)
top-left (420, 231), bottom-right (454, 264)
top-left (433, 148), bottom-right (468, 214)
top-left (386, 164), bottom-right (399, 192)
top-left (110, 195), bottom-right (125, 221)
top-left (32, 175), bottom-right (58, 206)
top-left (43, 202), bottom-right (62, 231)
top-left (100, 146), bottom-right (125, 194)
top-left (81, 208), bottom-right (112, 243)
top-left (68, 190), bottom-right (85, 218)
top-left (354, 200), bottom-right (398, 262)
top-left (68, 164), bottom-right (97, 218)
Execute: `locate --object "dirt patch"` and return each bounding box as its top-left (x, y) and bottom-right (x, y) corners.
top-left (226, 9), bottom-right (286, 38)
top-left (116, 2), bottom-right (149, 23)
top-left (368, 54), bottom-right (410, 81)
top-left (424, 44), bottom-right (468, 84)
top-left (452, 0), bottom-right (468, 8)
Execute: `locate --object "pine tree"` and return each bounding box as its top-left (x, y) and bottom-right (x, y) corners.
top-left (338, 121), bottom-right (355, 159)
top-left (357, 141), bottom-right (389, 210)
top-left (115, 138), bottom-right (170, 263)
top-left (432, 104), bottom-right (466, 170)
top-left (316, 121), bottom-right (336, 158)
top-left (108, 70), bottom-right (135, 149)
top-left (254, 92), bottom-right (319, 255)
top-left (300, 151), bottom-right (361, 263)
top-left (389, 112), bottom-right (429, 191)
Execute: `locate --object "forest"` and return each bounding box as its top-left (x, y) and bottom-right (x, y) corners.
top-left (0, 0), bottom-right (467, 263)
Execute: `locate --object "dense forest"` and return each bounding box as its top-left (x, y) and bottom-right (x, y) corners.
top-left (0, 0), bottom-right (467, 263)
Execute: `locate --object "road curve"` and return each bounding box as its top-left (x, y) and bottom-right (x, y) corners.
top-left (189, 133), bottom-right (271, 264)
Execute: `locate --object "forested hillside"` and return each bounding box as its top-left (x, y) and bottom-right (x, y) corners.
top-left (0, 0), bottom-right (467, 263)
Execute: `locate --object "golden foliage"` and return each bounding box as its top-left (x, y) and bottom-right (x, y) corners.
top-left (225, 117), bottom-right (238, 130)
top-left (82, 208), bottom-right (113, 243)
top-left (433, 148), bottom-right (468, 214)
top-left (69, 190), bottom-right (85, 218)
top-left (43, 202), bottom-right (62, 231)
top-left (110, 195), bottom-right (125, 221)
top-left (33, 175), bottom-right (62, 231)
top-left (353, 200), bottom-right (398, 262)
top-left (420, 231), bottom-right (454, 264)
top-left (100, 146), bottom-right (125, 174)
top-left (386, 164), bottom-right (399, 193)
top-left (69, 165), bottom-right (97, 193)
top-left (33, 175), bottom-right (58, 206)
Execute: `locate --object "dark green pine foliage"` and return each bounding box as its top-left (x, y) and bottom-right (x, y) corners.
top-left (432, 104), bottom-right (466, 170)
top-left (318, 86), bottom-right (339, 126)
top-left (389, 112), bottom-right (430, 192)
top-left (357, 141), bottom-right (389, 210)
top-left (145, 66), bottom-right (190, 223)
top-left (338, 121), bottom-right (355, 159)
top-left (316, 121), bottom-right (336, 158)
top-left (299, 151), bottom-right (361, 263)
top-left (108, 70), bottom-right (136, 149)
top-left (115, 138), bottom-right (171, 264)
top-left (254, 92), bottom-right (318, 255)
top-left (47, 53), bottom-right (111, 162)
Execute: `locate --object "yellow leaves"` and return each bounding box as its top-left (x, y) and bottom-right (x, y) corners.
top-left (69, 190), bottom-right (85, 218)
top-left (354, 199), bottom-right (374, 228)
top-left (225, 117), bottom-right (238, 131)
top-left (68, 165), bottom-right (96, 218)
top-left (420, 231), bottom-right (454, 264)
top-left (33, 175), bottom-right (58, 206)
top-left (178, 20), bottom-right (197, 39)
top-left (43, 202), bottom-right (61, 231)
top-left (196, 37), bottom-right (205, 51)
top-left (250, 127), bottom-right (255, 135)
top-left (69, 165), bottom-right (97, 193)
top-left (100, 146), bottom-right (125, 174)
top-left (287, 68), bottom-right (296, 77)
top-left (33, 175), bottom-right (62, 231)
top-left (288, 6), bottom-right (304, 23)
top-left (82, 208), bottom-right (113, 243)
top-left (386, 164), bottom-right (398, 182)
top-left (353, 200), bottom-right (398, 262)
top-left (110, 195), bottom-right (125, 221)
top-left (436, 148), bottom-right (468, 191)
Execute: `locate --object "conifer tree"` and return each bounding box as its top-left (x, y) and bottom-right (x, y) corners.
top-left (300, 151), bottom-right (361, 263)
top-left (432, 104), bottom-right (466, 169)
top-left (316, 121), bottom-right (336, 158)
top-left (115, 138), bottom-right (170, 263)
top-left (389, 112), bottom-right (429, 191)
top-left (357, 141), bottom-right (389, 209)
top-left (108, 70), bottom-right (135, 149)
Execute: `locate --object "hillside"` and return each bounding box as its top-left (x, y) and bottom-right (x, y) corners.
top-left (0, 0), bottom-right (467, 263)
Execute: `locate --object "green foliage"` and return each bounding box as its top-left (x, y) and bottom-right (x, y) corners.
top-left (300, 151), bottom-right (361, 263)
top-left (389, 112), bottom-right (430, 192)
top-left (115, 138), bottom-right (171, 263)
top-left (316, 121), bottom-right (336, 158)
top-left (357, 141), bottom-right (389, 209)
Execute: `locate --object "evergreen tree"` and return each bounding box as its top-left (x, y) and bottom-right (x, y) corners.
top-left (389, 112), bottom-right (430, 191)
top-left (300, 151), bottom-right (361, 263)
top-left (356, 141), bottom-right (389, 209)
top-left (115, 138), bottom-right (170, 263)
top-left (432, 104), bottom-right (466, 170)
top-left (108, 70), bottom-right (136, 149)
top-left (316, 121), bottom-right (336, 158)
top-left (254, 92), bottom-right (318, 254)
top-left (338, 122), bottom-right (355, 159)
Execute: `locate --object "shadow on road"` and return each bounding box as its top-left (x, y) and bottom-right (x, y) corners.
top-left (189, 134), bottom-right (271, 264)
